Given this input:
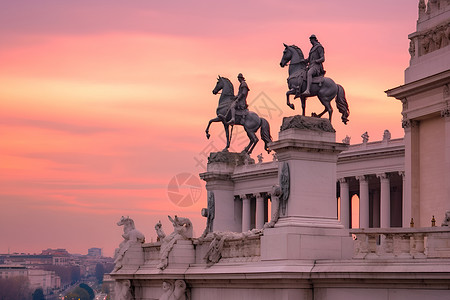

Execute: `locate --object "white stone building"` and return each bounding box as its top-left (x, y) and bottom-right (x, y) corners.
top-left (110, 1), bottom-right (450, 299)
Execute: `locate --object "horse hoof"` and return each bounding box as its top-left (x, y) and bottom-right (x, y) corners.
top-left (206, 133), bottom-right (210, 139)
top-left (288, 103), bottom-right (295, 110)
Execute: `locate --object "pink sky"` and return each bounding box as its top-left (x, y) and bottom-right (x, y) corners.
top-left (0, 1), bottom-right (418, 256)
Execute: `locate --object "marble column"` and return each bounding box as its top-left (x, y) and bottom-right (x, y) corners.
top-left (357, 175), bottom-right (369, 229)
top-left (241, 194), bottom-right (251, 232)
top-left (256, 193), bottom-right (265, 229)
top-left (399, 171), bottom-right (408, 227)
top-left (378, 173), bottom-right (391, 228)
top-left (339, 178), bottom-right (350, 229)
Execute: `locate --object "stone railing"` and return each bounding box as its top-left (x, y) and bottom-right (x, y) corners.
top-left (350, 227), bottom-right (450, 259)
top-left (141, 234), bottom-right (262, 268)
top-left (219, 235), bottom-right (261, 263)
top-left (142, 242), bottom-right (160, 262)
top-left (194, 234), bottom-right (261, 265)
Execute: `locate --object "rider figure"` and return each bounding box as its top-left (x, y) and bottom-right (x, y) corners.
top-left (302, 34), bottom-right (325, 96)
top-left (228, 73), bottom-right (249, 125)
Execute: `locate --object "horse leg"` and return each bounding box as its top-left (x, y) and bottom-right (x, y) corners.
top-left (242, 128), bottom-right (256, 154)
top-left (243, 138), bottom-right (253, 154)
top-left (300, 96), bottom-right (307, 116)
top-left (205, 117), bottom-right (221, 139)
top-left (317, 95), bottom-right (334, 121)
top-left (286, 89), bottom-right (296, 110)
top-left (325, 102), bottom-right (333, 121)
top-left (246, 130), bottom-right (259, 155)
top-left (223, 122), bottom-right (231, 151)
top-left (314, 107), bottom-right (328, 118)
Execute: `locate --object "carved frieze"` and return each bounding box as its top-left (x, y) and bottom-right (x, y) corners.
top-left (410, 21), bottom-right (450, 57)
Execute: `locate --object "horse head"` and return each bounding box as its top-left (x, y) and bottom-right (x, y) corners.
top-left (117, 216), bottom-right (127, 226)
top-left (117, 216), bottom-right (135, 229)
top-left (212, 76), bottom-right (234, 98)
top-left (280, 43), bottom-right (292, 67)
top-left (212, 75), bottom-right (223, 95)
top-left (280, 44), bottom-right (305, 68)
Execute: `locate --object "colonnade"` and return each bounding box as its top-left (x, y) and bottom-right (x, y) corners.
top-left (238, 193), bottom-right (270, 231)
top-left (338, 172), bottom-right (404, 229)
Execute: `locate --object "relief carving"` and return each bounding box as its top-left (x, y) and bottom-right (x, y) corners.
top-left (417, 22), bottom-right (450, 56)
top-left (402, 119), bottom-right (419, 129)
top-left (409, 39), bottom-right (416, 58)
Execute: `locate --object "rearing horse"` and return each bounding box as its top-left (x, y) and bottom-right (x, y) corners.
top-left (280, 44), bottom-right (350, 124)
top-left (205, 76), bottom-right (272, 155)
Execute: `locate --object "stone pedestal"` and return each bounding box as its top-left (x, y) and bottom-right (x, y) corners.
top-left (167, 240), bottom-right (195, 268)
top-left (200, 152), bottom-right (254, 232)
top-left (118, 243), bottom-right (145, 272)
top-left (261, 116), bottom-right (352, 261)
top-left (271, 116), bottom-right (347, 228)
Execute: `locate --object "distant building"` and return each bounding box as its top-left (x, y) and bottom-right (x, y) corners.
top-left (88, 247), bottom-right (102, 257)
top-left (41, 248), bottom-right (70, 265)
top-left (0, 264), bottom-right (27, 279)
top-left (0, 265), bottom-right (61, 295)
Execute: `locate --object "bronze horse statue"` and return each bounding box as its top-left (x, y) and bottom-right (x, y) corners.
top-left (205, 76), bottom-right (272, 155)
top-left (280, 44), bottom-right (350, 124)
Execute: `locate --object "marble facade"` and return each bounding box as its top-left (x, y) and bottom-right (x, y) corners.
top-left (109, 1), bottom-right (450, 299)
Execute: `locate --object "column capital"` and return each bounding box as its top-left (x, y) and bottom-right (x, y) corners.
top-left (441, 108), bottom-right (450, 118)
top-left (338, 178), bottom-right (348, 184)
top-left (377, 173), bottom-right (390, 180)
top-left (398, 171), bottom-right (405, 178)
top-left (356, 175), bottom-right (368, 182)
top-left (240, 194), bottom-right (250, 200)
top-left (402, 119), bottom-right (419, 129)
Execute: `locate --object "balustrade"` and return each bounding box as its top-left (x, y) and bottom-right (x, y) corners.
top-left (350, 227), bottom-right (450, 259)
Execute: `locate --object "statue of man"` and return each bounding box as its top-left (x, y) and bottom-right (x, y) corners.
top-left (302, 34), bottom-right (325, 96)
top-left (228, 73), bottom-right (249, 125)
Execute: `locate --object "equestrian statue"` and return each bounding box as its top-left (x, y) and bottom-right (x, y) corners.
top-left (205, 74), bottom-right (272, 155)
top-left (280, 35), bottom-right (350, 124)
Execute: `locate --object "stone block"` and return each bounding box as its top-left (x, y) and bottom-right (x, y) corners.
top-left (119, 243), bottom-right (144, 271)
top-left (168, 240), bottom-right (195, 267)
top-left (261, 227), bottom-right (352, 261)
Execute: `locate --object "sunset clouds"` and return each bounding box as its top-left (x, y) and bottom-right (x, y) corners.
top-left (0, 1), bottom-right (417, 255)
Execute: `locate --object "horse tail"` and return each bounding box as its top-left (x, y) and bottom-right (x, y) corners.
top-left (335, 84), bottom-right (350, 124)
top-left (260, 118), bottom-right (272, 153)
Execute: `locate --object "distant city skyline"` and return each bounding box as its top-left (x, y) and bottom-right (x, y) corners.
top-left (0, 1), bottom-right (417, 257)
top-left (1, 247), bottom-right (108, 257)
